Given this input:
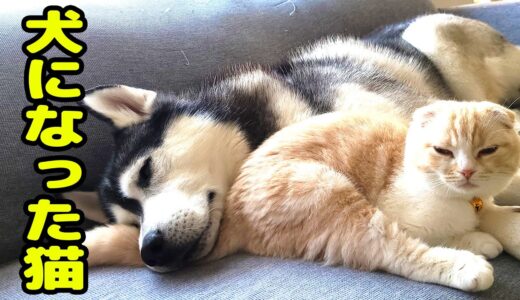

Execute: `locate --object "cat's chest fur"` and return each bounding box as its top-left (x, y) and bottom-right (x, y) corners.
top-left (379, 183), bottom-right (480, 246)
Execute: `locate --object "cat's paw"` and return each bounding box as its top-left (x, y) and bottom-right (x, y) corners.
top-left (456, 232), bottom-right (503, 259)
top-left (501, 210), bottom-right (520, 260)
top-left (479, 205), bottom-right (520, 260)
top-left (450, 252), bottom-right (494, 292)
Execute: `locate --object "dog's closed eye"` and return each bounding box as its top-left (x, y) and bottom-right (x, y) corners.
top-left (138, 158), bottom-right (152, 188)
top-left (207, 190), bottom-right (216, 203)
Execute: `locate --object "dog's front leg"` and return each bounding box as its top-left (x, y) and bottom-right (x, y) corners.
top-left (479, 203), bottom-right (520, 260)
top-left (496, 171), bottom-right (520, 206)
top-left (84, 224), bottom-right (144, 267)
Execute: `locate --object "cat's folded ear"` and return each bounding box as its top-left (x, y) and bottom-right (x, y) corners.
top-left (513, 109), bottom-right (520, 134)
top-left (411, 102), bottom-right (444, 128)
top-left (82, 85), bottom-right (157, 128)
top-left (488, 104), bottom-right (516, 130)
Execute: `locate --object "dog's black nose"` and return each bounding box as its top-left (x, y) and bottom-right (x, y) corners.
top-left (141, 230), bottom-right (165, 266)
top-left (141, 230), bottom-right (198, 269)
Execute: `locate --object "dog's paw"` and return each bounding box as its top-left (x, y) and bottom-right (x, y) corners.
top-left (450, 252), bottom-right (494, 292)
top-left (456, 232), bottom-right (503, 259)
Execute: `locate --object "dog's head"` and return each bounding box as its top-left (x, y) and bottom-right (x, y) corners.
top-left (79, 85), bottom-right (249, 272)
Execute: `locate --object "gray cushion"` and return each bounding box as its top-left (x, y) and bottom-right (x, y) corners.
top-left (1, 253), bottom-right (519, 299)
top-left (0, 0), bottom-right (434, 264)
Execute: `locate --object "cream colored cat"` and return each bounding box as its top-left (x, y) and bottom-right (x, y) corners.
top-left (206, 100), bottom-right (520, 292)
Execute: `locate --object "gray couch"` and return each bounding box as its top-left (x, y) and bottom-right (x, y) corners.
top-left (1, 0), bottom-right (519, 298)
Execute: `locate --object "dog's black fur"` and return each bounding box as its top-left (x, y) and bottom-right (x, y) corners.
top-left (91, 15), bottom-right (451, 225)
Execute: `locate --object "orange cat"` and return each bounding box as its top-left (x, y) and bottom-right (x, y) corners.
top-left (206, 101), bottom-right (520, 291)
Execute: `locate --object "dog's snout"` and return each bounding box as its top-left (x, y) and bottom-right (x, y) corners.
top-left (141, 229), bottom-right (200, 269)
top-left (141, 230), bottom-right (165, 266)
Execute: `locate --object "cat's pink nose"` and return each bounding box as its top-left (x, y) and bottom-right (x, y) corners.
top-left (459, 169), bottom-right (476, 179)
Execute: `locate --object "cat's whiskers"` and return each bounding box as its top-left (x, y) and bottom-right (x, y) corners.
top-left (427, 177), bottom-right (454, 196)
top-left (440, 178), bottom-right (453, 198)
top-left (506, 96), bottom-right (520, 109)
top-left (444, 172), bottom-right (458, 177)
top-left (443, 174), bottom-right (462, 182)
top-left (494, 171), bottom-right (515, 175)
top-left (429, 180), bottom-right (447, 188)
top-left (208, 208), bottom-right (223, 214)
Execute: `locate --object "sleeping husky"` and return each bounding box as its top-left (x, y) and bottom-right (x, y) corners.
top-left (72, 14), bottom-right (520, 272)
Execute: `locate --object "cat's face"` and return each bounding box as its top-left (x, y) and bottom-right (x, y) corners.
top-left (406, 101), bottom-right (520, 197)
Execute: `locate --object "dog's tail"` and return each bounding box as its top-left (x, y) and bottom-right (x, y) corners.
top-left (84, 224), bottom-right (144, 267)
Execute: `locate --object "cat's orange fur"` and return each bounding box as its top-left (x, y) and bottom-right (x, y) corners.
top-left (204, 101), bottom-right (519, 291)
top-left (210, 111), bottom-right (407, 262)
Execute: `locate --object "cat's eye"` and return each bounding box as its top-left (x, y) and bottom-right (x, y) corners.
top-left (433, 146), bottom-right (453, 157)
top-left (478, 146), bottom-right (498, 157)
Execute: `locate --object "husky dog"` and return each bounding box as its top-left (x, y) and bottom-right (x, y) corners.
top-left (74, 14), bottom-right (520, 272)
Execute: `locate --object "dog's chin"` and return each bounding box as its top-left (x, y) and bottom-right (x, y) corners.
top-left (144, 253), bottom-right (189, 273)
top-left (146, 265), bottom-right (177, 273)
top-left (190, 212), bottom-right (222, 261)
top-left (189, 224), bottom-right (220, 261)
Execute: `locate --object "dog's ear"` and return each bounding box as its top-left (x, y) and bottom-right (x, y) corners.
top-left (63, 191), bottom-right (109, 224)
top-left (82, 85), bottom-right (157, 128)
